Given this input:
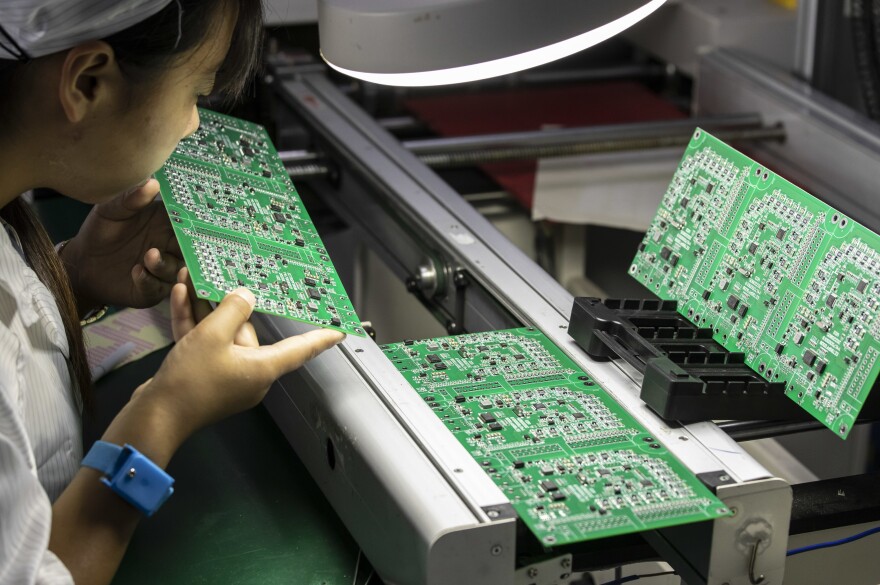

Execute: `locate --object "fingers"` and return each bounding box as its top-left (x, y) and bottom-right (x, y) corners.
top-left (164, 231), bottom-right (183, 258)
top-left (131, 263), bottom-right (173, 308)
top-left (178, 267), bottom-right (212, 324)
top-left (200, 287), bottom-right (256, 342)
top-left (255, 328), bottom-right (346, 379)
top-left (170, 283), bottom-right (196, 341)
top-left (170, 272), bottom-right (281, 348)
top-left (143, 248), bottom-right (183, 284)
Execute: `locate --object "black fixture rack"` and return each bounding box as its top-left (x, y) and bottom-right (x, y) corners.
top-left (567, 297), bottom-right (880, 423)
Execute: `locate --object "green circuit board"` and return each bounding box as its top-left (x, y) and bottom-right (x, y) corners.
top-left (156, 109), bottom-right (364, 336)
top-left (382, 328), bottom-right (730, 547)
top-left (631, 129), bottom-right (880, 438)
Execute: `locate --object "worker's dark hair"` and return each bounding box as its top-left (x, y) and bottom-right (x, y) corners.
top-left (0, 0), bottom-right (264, 412)
top-left (103, 0), bottom-right (264, 101)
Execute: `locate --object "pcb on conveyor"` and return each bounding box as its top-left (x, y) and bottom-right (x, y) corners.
top-left (383, 328), bottom-right (730, 547)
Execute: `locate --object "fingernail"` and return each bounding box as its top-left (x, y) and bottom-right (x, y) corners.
top-left (231, 287), bottom-right (256, 307)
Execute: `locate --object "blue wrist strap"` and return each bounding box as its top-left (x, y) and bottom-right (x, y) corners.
top-left (82, 441), bottom-right (174, 517)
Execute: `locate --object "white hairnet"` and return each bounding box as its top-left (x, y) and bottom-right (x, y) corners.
top-left (0, 0), bottom-right (175, 60)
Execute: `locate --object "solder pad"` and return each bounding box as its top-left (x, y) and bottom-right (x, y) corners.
top-left (156, 109), bottom-right (364, 336)
top-left (383, 328), bottom-right (730, 547)
top-left (631, 129), bottom-right (880, 438)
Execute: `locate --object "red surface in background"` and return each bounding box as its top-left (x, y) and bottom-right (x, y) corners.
top-left (405, 81), bottom-right (686, 209)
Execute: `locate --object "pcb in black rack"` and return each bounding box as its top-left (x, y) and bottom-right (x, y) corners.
top-left (156, 109), bottom-right (364, 336)
top-left (631, 129), bottom-right (880, 437)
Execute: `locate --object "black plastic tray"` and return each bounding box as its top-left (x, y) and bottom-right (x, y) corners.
top-left (568, 298), bottom-right (879, 423)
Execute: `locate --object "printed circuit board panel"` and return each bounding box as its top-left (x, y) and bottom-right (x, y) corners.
top-left (156, 109), bottom-right (364, 336)
top-left (631, 129), bottom-right (880, 437)
top-left (383, 328), bottom-right (730, 547)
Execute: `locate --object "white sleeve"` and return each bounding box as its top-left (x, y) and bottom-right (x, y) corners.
top-left (0, 331), bottom-right (74, 585)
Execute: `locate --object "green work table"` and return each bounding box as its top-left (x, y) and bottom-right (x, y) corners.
top-left (87, 349), bottom-right (375, 585)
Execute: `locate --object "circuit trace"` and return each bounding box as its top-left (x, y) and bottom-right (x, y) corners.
top-left (631, 129), bottom-right (880, 438)
top-left (383, 327), bottom-right (731, 547)
top-left (156, 108), bottom-right (364, 336)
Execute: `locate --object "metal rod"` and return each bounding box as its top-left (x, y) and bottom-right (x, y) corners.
top-left (376, 116), bottom-right (425, 132)
top-left (270, 61), bottom-right (666, 91)
top-left (280, 115), bottom-right (766, 164)
top-left (279, 126), bottom-right (785, 178)
top-left (277, 149), bottom-right (321, 163)
top-left (519, 64), bottom-right (667, 85)
top-left (285, 162), bottom-right (331, 179)
top-left (401, 115), bottom-right (765, 154)
top-left (414, 126), bottom-right (785, 168)
top-left (718, 418), bottom-right (876, 441)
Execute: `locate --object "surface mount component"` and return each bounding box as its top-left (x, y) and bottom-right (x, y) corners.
top-left (631, 129), bottom-right (880, 438)
top-left (383, 328), bottom-right (730, 547)
top-left (156, 109), bottom-right (364, 336)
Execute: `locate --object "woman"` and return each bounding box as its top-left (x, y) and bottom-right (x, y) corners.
top-left (0, 2), bottom-right (345, 583)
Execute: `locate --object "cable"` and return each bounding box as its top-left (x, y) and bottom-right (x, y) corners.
top-left (787, 525), bottom-right (880, 557)
top-left (599, 570), bottom-right (678, 585)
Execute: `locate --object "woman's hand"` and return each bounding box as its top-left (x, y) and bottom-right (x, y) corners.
top-left (51, 275), bottom-right (344, 585)
top-left (59, 178), bottom-right (183, 312)
top-left (133, 269), bottom-right (345, 442)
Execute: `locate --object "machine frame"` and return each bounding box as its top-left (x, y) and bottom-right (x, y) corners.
top-left (253, 68), bottom-right (795, 585)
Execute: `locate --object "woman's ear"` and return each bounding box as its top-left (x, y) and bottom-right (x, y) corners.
top-left (57, 41), bottom-right (121, 123)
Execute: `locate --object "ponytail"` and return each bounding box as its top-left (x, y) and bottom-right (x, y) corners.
top-left (0, 198), bottom-right (92, 411)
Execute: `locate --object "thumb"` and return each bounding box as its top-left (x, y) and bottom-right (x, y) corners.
top-left (200, 288), bottom-right (257, 341)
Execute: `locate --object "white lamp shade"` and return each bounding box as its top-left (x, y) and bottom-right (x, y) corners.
top-left (318, 0), bottom-right (667, 87)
